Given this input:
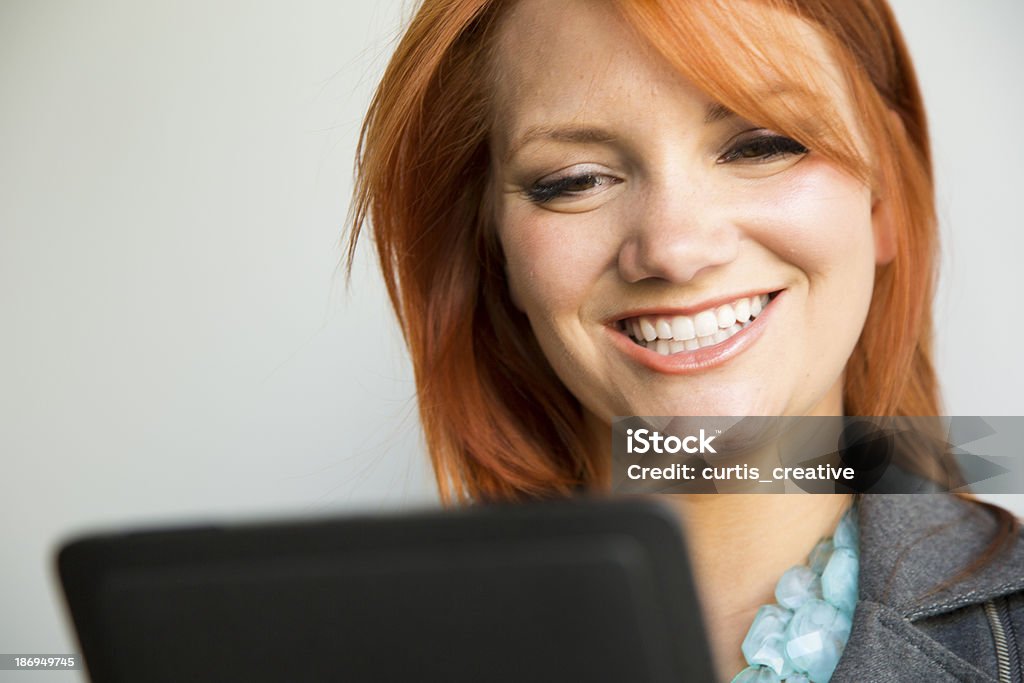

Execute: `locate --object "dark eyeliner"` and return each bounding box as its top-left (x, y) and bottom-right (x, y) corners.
top-left (718, 133), bottom-right (809, 164)
top-left (525, 173), bottom-right (606, 204)
top-left (526, 176), bottom-right (576, 204)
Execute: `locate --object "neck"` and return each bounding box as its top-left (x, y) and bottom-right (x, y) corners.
top-left (667, 494), bottom-right (852, 682)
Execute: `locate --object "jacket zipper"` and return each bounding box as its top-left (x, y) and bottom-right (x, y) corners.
top-left (984, 597), bottom-right (1022, 683)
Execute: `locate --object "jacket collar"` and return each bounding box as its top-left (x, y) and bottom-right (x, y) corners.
top-left (832, 598), bottom-right (1003, 681)
top-left (856, 493), bottom-right (1024, 620)
top-left (830, 494), bottom-right (1023, 681)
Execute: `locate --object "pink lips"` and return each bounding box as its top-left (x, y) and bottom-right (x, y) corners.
top-left (606, 290), bottom-right (783, 375)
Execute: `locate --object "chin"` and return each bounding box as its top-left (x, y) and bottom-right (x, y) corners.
top-left (619, 393), bottom-right (777, 419)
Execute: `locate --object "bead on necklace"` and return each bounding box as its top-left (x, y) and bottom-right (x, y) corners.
top-left (731, 505), bottom-right (859, 683)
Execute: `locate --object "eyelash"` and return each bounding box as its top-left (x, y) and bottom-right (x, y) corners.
top-left (524, 132), bottom-right (809, 204)
top-left (525, 173), bottom-right (616, 204)
top-left (717, 132), bottom-right (810, 164)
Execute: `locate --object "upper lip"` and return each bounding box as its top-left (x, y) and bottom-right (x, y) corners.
top-left (606, 288), bottom-right (782, 324)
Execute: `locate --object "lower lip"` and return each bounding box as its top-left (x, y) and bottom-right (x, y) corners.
top-left (605, 291), bottom-right (782, 375)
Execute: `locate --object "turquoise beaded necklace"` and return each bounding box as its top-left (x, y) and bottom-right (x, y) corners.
top-left (731, 505), bottom-right (859, 683)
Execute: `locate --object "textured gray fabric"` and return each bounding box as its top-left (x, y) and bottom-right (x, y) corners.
top-left (913, 604), bottom-right (999, 680)
top-left (830, 494), bottom-right (1024, 682)
top-left (1007, 593), bottom-right (1024, 679)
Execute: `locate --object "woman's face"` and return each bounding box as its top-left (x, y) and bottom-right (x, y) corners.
top-left (490, 0), bottom-right (891, 424)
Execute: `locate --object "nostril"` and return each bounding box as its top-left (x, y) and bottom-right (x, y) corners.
top-left (616, 221), bottom-right (741, 286)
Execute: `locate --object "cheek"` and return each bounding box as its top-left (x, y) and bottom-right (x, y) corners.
top-left (743, 162), bottom-right (878, 401)
top-left (750, 161), bottom-right (877, 281)
top-left (499, 205), bottom-right (614, 321)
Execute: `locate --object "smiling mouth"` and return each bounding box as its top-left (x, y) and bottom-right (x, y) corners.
top-left (617, 292), bottom-right (780, 355)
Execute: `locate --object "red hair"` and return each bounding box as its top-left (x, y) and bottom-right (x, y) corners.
top-left (348, 0), bottom-right (940, 502)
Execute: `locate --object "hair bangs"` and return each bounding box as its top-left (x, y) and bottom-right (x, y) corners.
top-left (616, 0), bottom-right (872, 184)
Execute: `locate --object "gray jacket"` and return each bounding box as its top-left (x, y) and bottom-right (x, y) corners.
top-left (832, 494), bottom-right (1024, 682)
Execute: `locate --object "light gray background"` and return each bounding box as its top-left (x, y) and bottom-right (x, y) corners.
top-left (1, 1), bottom-right (1022, 680)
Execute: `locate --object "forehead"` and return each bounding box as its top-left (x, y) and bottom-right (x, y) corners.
top-left (492, 0), bottom-right (675, 100)
top-left (490, 0), bottom-right (850, 152)
top-left (491, 0), bottom-right (671, 146)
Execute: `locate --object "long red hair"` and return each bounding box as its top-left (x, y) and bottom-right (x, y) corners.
top-left (348, 0), bottom-right (940, 503)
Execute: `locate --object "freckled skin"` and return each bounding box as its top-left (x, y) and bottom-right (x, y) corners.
top-left (490, 0), bottom-right (890, 424)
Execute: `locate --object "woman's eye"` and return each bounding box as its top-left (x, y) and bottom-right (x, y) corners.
top-left (525, 172), bottom-right (618, 204)
top-left (718, 133), bottom-right (809, 164)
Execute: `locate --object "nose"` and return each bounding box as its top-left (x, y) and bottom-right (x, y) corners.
top-left (616, 180), bottom-right (740, 284)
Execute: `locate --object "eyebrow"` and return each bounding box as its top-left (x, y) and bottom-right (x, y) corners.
top-left (504, 125), bottom-right (618, 163)
top-left (704, 102), bottom-right (736, 125)
top-left (705, 85), bottom-right (826, 124)
top-left (505, 104), bottom-right (740, 163)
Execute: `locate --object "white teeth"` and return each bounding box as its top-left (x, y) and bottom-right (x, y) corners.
top-left (640, 318), bottom-right (658, 341)
top-left (716, 304), bottom-right (736, 329)
top-left (734, 297), bottom-right (751, 323)
top-left (622, 292), bottom-right (775, 354)
top-left (670, 315), bottom-right (696, 341)
top-left (694, 310), bottom-right (718, 337)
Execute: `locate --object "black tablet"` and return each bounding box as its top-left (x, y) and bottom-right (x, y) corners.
top-left (58, 498), bottom-right (714, 683)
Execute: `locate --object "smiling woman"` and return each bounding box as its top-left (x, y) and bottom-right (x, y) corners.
top-left (347, 0), bottom-right (1023, 681)
top-left (492, 0), bottom-right (883, 422)
top-left (349, 0), bottom-right (933, 497)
